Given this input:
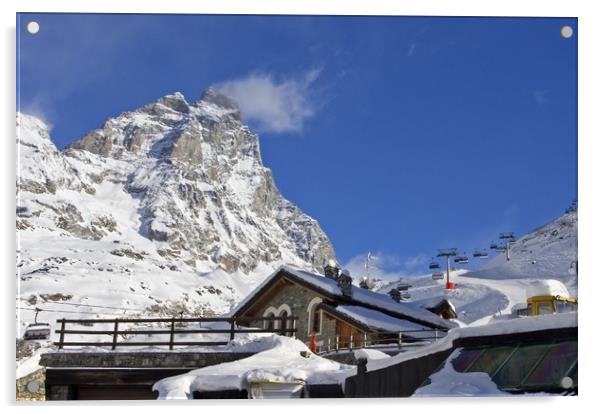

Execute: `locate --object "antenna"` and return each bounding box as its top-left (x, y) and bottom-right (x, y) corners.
top-left (364, 252), bottom-right (372, 281)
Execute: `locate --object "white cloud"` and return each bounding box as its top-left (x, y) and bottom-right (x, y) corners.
top-left (215, 69), bottom-right (321, 134)
top-left (342, 251), bottom-right (429, 283)
top-left (20, 95), bottom-right (54, 131)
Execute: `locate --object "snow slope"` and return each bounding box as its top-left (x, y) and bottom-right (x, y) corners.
top-left (468, 211), bottom-right (577, 284)
top-left (377, 210), bottom-right (578, 326)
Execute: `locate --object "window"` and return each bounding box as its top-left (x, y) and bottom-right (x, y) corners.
top-left (537, 303), bottom-right (553, 315)
top-left (555, 300), bottom-right (577, 313)
top-left (492, 343), bottom-right (552, 388)
top-left (312, 309), bottom-right (321, 334)
top-left (266, 312), bottom-right (276, 330)
top-left (453, 340), bottom-right (578, 392)
top-left (522, 341), bottom-right (577, 388)
top-left (468, 346), bottom-right (515, 376)
top-left (279, 310), bottom-right (289, 335)
top-left (307, 297), bottom-right (323, 335)
top-left (451, 348), bottom-right (483, 372)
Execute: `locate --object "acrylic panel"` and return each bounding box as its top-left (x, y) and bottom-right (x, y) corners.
top-left (16, 13), bottom-right (577, 401)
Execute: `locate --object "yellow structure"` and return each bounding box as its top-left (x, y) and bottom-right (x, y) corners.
top-left (524, 295), bottom-right (577, 316)
top-left (515, 279), bottom-right (578, 317)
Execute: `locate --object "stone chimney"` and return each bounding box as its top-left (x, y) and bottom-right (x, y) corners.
top-left (324, 259), bottom-right (340, 280)
top-left (388, 288), bottom-right (402, 303)
top-left (338, 269), bottom-right (353, 297)
top-left (360, 276), bottom-right (375, 290)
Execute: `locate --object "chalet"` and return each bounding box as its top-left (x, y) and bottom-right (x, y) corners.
top-left (232, 264), bottom-right (457, 351)
top-left (411, 297), bottom-right (458, 320)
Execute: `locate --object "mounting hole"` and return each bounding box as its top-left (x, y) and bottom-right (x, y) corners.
top-left (560, 25), bottom-right (573, 39)
top-left (26, 21), bottom-right (40, 34)
top-left (26, 380), bottom-right (40, 393)
top-left (560, 376), bottom-right (574, 389)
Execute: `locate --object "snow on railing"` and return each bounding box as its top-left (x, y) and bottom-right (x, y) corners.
top-left (54, 315), bottom-right (298, 350)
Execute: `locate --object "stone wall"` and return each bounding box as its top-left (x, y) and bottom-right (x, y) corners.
top-left (16, 368), bottom-right (45, 401)
top-left (40, 351), bottom-right (255, 369)
top-left (247, 281), bottom-right (329, 344)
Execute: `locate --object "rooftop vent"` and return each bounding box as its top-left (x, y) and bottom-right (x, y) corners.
top-left (388, 288), bottom-right (402, 303)
top-left (324, 259), bottom-right (340, 280)
top-left (359, 277), bottom-right (374, 290)
top-left (338, 269), bottom-right (353, 297)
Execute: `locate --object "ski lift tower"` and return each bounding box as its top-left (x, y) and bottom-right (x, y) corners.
top-left (498, 232), bottom-right (516, 261)
top-left (436, 248), bottom-right (459, 290)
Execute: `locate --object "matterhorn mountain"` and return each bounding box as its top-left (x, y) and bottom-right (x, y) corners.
top-left (16, 88), bottom-right (336, 327)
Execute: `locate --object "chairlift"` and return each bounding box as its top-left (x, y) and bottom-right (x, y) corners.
top-left (432, 272), bottom-right (444, 280)
top-left (397, 283), bottom-right (411, 291)
top-left (489, 242), bottom-right (499, 250)
top-left (454, 254), bottom-right (469, 264)
top-left (473, 250), bottom-right (489, 259)
top-left (428, 259), bottom-right (440, 270)
top-left (23, 308), bottom-right (51, 340)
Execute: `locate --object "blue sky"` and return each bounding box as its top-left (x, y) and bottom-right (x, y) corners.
top-left (17, 14), bottom-right (577, 279)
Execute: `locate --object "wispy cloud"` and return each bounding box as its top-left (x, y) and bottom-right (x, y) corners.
top-left (215, 68), bottom-right (322, 134)
top-left (342, 251), bottom-right (429, 283)
top-left (407, 43), bottom-right (416, 58)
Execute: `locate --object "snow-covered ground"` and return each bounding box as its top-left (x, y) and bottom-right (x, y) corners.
top-left (413, 349), bottom-right (509, 397)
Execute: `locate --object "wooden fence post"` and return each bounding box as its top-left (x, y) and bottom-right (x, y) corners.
top-left (292, 318), bottom-right (297, 338)
top-left (335, 335), bottom-right (339, 352)
top-left (112, 320), bottom-right (119, 350)
top-left (169, 318), bottom-right (176, 350)
top-left (229, 318), bottom-right (236, 341)
top-left (58, 319), bottom-right (66, 349)
top-left (349, 334), bottom-right (353, 351)
top-left (363, 333), bottom-right (368, 348)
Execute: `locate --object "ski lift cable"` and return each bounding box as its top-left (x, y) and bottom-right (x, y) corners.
top-left (17, 298), bottom-right (147, 312)
top-left (17, 306), bottom-right (137, 317)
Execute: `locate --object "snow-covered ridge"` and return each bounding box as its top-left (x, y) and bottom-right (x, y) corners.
top-left (471, 210), bottom-right (577, 282)
top-left (16, 89), bottom-right (336, 335)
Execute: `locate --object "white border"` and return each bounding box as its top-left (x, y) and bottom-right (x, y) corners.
top-left (2, 1), bottom-right (600, 413)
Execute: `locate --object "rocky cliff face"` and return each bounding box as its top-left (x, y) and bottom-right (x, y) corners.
top-left (16, 89), bottom-right (336, 324)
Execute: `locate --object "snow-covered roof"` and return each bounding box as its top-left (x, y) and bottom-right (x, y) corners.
top-left (411, 296), bottom-right (456, 313)
top-left (526, 279), bottom-right (571, 299)
top-left (152, 335), bottom-right (354, 399)
top-left (331, 306), bottom-right (437, 339)
top-left (232, 266), bottom-right (456, 330)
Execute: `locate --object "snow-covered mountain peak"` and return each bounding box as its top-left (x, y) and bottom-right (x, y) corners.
top-left (17, 113), bottom-right (55, 151)
top-left (17, 93), bottom-right (336, 323)
top-left (198, 87), bottom-right (239, 110)
top-left (155, 92), bottom-right (191, 114)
